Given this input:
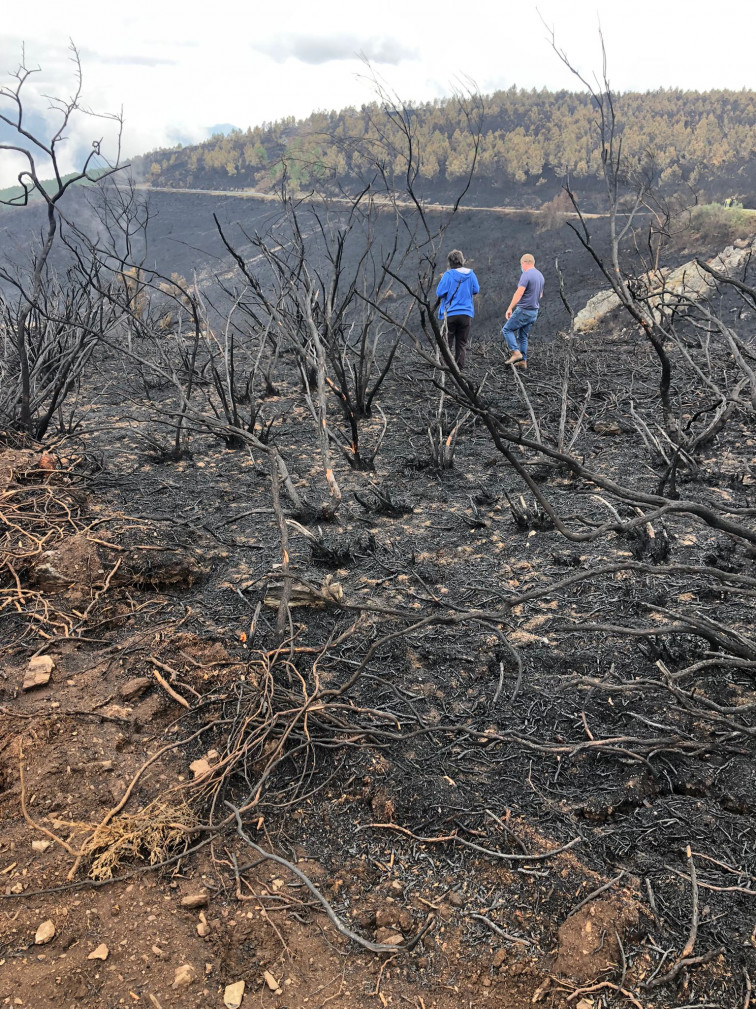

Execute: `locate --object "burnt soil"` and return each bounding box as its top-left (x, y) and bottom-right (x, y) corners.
top-left (2, 231), bottom-right (756, 1009)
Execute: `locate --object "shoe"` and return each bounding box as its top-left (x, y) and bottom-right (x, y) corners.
top-left (514, 360), bottom-right (527, 369)
top-left (505, 351), bottom-right (523, 365)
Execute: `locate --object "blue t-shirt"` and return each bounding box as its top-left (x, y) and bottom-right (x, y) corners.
top-left (437, 267), bottom-right (480, 319)
top-left (517, 268), bottom-right (544, 310)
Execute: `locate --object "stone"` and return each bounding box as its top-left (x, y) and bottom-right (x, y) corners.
top-left (263, 971), bottom-right (281, 993)
top-left (119, 677), bottom-right (151, 701)
top-left (573, 239), bottom-right (756, 334)
top-left (101, 704), bottom-right (132, 721)
top-left (32, 840), bottom-right (52, 854)
top-left (152, 946), bottom-right (168, 960)
top-left (592, 421), bottom-right (623, 436)
top-left (87, 943), bottom-right (109, 960)
top-left (189, 758), bottom-right (212, 779)
top-left (449, 890), bottom-right (466, 907)
top-left (32, 533), bottom-right (104, 594)
top-left (374, 927), bottom-right (403, 946)
top-left (172, 964), bottom-right (197, 988)
top-left (34, 920), bottom-right (55, 945)
top-left (180, 892), bottom-right (209, 908)
top-left (23, 656), bottom-right (54, 691)
top-left (492, 949), bottom-right (507, 968)
top-left (223, 980), bottom-right (245, 1008)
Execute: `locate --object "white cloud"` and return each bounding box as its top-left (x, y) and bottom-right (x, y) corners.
top-left (1, 0), bottom-right (756, 187)
top-left (252, 33), bottom-right (417, 66)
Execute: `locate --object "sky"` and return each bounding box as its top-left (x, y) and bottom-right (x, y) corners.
top-left (2, 0), bottom-right (756, 187)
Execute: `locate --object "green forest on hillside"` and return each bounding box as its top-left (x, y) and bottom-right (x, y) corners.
top-left (133, 88), bottom-right (756, 200)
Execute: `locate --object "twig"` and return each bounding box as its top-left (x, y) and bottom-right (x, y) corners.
top-left (467, 913), bottom-right (532, 944)
top-left (566, 871), bottom-right (625, 919)
top-left (663, 865), bottom-right (756, 896)
top-left (269, 452), bottom-right (292, 642)
top-left (565, 980), bottom-right (644, 1008)
top-left (492, 660), bottom-right (505, 707)
top-left (642, 948), bottom-right (723, 989)
top-left (370, 954), bottom-right (397, 996)
top-left (645, 877), bottom-right (661, 931)
top-left (362, 822), bottom-right (581, 861)
top-left (484, 809), bottom-right (528, 853)
top-left (679, 846), bottom-right (699, 961)
top-left (150, 660), bottom-right (191, 709)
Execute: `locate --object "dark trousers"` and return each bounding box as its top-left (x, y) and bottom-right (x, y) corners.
top-left (445, 315), bottom-right (472, 368)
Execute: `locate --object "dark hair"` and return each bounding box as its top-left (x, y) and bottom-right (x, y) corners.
top-left (447, 249), bottom-right (465, 268)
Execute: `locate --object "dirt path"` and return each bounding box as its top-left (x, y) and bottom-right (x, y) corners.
top-left (135, 183), bottom-right (607, 219)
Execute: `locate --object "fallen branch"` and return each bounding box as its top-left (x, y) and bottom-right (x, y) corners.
top-left (227, 803), bottom-right (430, 954)
top-left (362, 822), bottom-right (581, 861)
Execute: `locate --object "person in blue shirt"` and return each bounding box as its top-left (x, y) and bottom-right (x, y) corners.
top-left (436, 249), bottom-right (480, 369)
top-left (502, 254), bottom-right (544, 369)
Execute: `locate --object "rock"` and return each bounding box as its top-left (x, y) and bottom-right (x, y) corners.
top-left (449, 890), bottom-right (466, 907)
top-left (31, 840), bottom-right (52, 854)
top-left (152, 945), bottom-right (168, 959)
top-left (126, 547), bottom-right (206, 589)
top-left (172, 964), bottom-right (197, 988)
top-left (263, 575), bottom-right (343, 609)
top-left (34, 920), bottom-right (56, 945)
top-left (180, 892), bottom-right (209, 909)
top-left (31, 533), bottom-right (104, 594)
top-left (23, 656), bottom-right (55, 691)
top-left (189, 758), bottom-right (212, 779)
top-left (573, 239), bottom-right (756, 334)
top-left (131, 693), bottom-right (167, 731)
top-left (263, 970), bottom-right (281, 993)
top-left (197, 921), bottom-right (211, 937)
top-left (492, 949), bottom-right (507, 968)
top-left (119, 677), bottom-right (151, 701)
top-left (374, 927), bottom-right (404, 946)
top-left (592, 421), bottom-right (622, 436)
top-left (223, 980), bottom-right (245, 1008)
top-left (87, 943), bottom-right (109, 960)
top-left (101, 704), bottom-right (132, 721)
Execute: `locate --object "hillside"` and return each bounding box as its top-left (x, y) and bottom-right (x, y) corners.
top-left (2, 255), bottom-right (756, 1006)
top-left (132, 87), bottom-right (756, 206)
